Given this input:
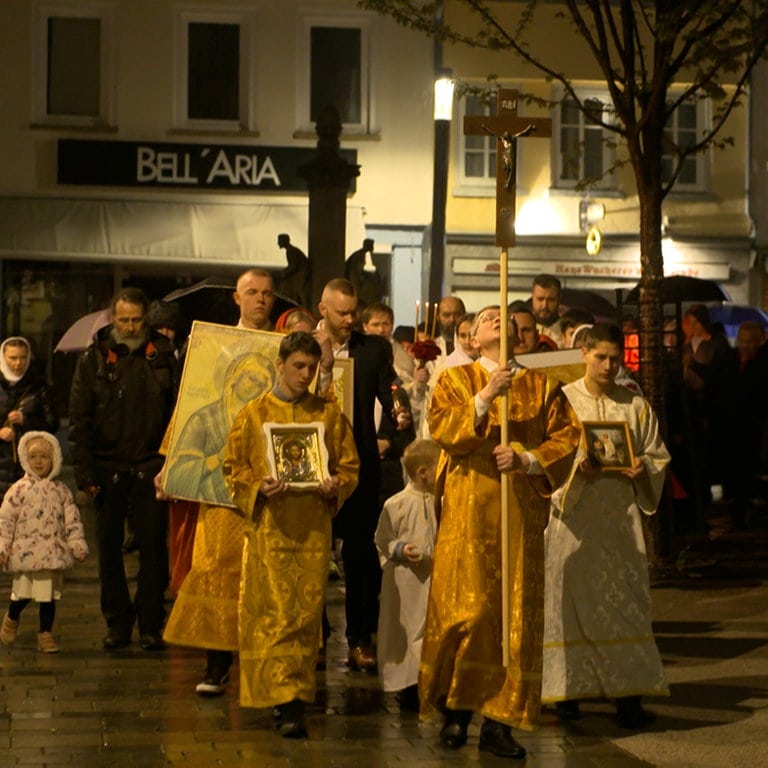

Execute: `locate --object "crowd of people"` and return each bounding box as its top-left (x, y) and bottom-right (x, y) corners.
top-left (0, 268), bottom-right (765, 757)
top-left (670, 304), bottom-right (768, 536)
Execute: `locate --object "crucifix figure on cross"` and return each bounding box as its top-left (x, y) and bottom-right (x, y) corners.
top-left (492, 125), bottom-right (535, 192)
top-left (464, 89), bottom-right (552, 248)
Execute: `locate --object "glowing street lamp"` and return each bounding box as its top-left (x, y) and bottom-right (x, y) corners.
top-left (434, 75), bottom-right (455, 121)
top-left (429, 73), bottom-right (455, 303)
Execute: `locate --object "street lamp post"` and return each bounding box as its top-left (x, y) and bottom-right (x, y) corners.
top-left (428, 73), bottom-right (454, 304)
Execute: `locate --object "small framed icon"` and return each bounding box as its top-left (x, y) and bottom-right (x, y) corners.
top-left (582, 421), bottom-right (635, 471)
top-left (262, 421), bottom-right (329, 489)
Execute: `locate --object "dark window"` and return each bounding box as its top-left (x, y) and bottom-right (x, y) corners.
top-left (187, 22), bottom-right (239, 121)
top-left (310, 26), bottom-right (361, 125)
top-left (47, 17), bottom-right (101, 116)
top-left (662, 102), bottom-right (700, 187)
top-left (559, 97), bottom-right (608, 185)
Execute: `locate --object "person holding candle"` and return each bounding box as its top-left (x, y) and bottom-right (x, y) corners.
top-left (363, 302), bottom-right (427, 434)
top-left (435, 297), bottom-right (466, 356)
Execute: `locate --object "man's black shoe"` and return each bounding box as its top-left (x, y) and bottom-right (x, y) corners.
top-left (140, 634), bottom-right (166, 651)
top-left (103, 632), bottom-right (131, 650)
top-left (396, 684), bottom-right (420, 712)
top-left (439, 709), bottom-right (472, 749)
top-left (274, 700), bottom-right (307, 739)
top-left (555, 699), bottom-right (581, 720)
top-left (478, 719), bottom-right (527, 759)
top-left (616, 696), bottom-right (656, 729)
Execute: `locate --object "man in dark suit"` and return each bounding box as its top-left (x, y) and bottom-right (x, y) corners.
top-left (317, 278), bottom-right (410, 671)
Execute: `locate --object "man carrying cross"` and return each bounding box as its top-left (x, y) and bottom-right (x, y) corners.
top-left (417, 91), bottom-right (580, 758)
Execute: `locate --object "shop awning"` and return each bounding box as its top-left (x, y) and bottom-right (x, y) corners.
top-left (0, 195), bottom-right (367, 268)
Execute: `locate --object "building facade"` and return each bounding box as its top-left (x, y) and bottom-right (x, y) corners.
top-left (1, 0), bottom-right (765, 410)
top-left (0, 0), bottom-right (434, 405)
top-left (437, 1), bottom-right (765, 313)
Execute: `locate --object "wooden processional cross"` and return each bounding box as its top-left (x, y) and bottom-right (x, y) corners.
top-left (464, 89), bottom-right (552, 666)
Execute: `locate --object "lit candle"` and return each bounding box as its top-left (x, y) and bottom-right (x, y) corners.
top-left (414, 300), bottom-right (420, 343)
top-left (431, 302), bottom-right (439, 338)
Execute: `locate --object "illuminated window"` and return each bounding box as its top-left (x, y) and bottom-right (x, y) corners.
top-left (623, 330), bottom-right (640, 374)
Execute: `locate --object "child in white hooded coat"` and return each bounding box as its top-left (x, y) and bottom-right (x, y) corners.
top-left (0, 431), bottom-right (88, 652)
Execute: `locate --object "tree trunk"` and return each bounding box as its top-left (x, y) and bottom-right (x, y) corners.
top-left (632, 125), bottom-right (675, 572)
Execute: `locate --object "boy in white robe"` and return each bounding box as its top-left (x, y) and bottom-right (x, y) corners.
top-left (543, 323), bottom-right (671, 728)
top-left (374, 439), bottom-right (440, 711)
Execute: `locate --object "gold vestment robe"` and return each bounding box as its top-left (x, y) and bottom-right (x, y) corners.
top-left (162, 501), bottom-right (246, 650)
top-left (224, 391), bottom-right (359, 708)
top-left (161, 408), bottom-right (245, 651)
top-left (419, 362), bottom-right (579, 730)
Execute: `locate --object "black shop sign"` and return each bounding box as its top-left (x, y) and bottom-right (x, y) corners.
top-left (57, 139), bottom-right (357, 192)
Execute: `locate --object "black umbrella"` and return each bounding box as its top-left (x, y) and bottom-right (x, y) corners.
top-left (623, 276), bottom-right (731, 305)
top-left (162, 276), bottom-right (299, 332)
top-left (558, 288), bottom-right (617, 320)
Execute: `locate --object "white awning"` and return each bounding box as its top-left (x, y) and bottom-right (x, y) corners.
top-left (0, 196), bottom-right (367, 268)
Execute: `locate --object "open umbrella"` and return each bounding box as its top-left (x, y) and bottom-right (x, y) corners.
top-left (559, 288), bottom-right (617, 320)
top-left (708, 304), bottom-right (768, 339)
top-left (624, 275), bottom-right (731, 304)
top-left (163, 276), bottom-right (299, 329)
top-left (54, 308), bottom-right (111, 353)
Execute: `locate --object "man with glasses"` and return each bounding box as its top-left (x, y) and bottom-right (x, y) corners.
top-left (419, 306), bottom-right (579, 758)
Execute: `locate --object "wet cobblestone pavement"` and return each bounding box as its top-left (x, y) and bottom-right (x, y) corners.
top-left (1, 494), bottom-right (767, 767)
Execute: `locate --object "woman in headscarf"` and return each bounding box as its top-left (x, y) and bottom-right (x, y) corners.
top-left (0, 338), bottom-right (59, 496)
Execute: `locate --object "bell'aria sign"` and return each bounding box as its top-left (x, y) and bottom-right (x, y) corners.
top-left (57, 139), bottom-right (357, 192)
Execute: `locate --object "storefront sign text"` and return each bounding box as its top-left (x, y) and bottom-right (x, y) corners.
top-left (57, 139), bottom-right (357, 193)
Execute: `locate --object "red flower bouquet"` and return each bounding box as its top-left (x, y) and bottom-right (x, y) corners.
top-left (411, 339), bottom-right (441, 367)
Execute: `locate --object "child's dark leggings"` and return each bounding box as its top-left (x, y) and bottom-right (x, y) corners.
top-left (7, 599), bottom-right (55, 632)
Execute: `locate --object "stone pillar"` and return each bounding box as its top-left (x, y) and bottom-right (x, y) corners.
top-left (297, 105), bottom-right (360, 307)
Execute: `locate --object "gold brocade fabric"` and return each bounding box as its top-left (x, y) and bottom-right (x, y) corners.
top-left (419, 363), bottom-right (579, 730)
top-left (224, 392), bottom-right (359, 708)
top-left (163, 502), bottom-right (246, 650)
top-left (162, 396), bottom-right (246, 648)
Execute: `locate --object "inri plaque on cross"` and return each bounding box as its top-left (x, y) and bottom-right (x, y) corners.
top-left (463, 89), bottom-right (552, 248)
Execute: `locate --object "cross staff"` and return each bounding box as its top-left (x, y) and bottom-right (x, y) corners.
top-left (463, 89), bottom-right (552, 248)
top-left (463, 89), bottom-right (552, 667)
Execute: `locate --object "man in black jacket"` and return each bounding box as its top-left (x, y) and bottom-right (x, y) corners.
top-left (317, 278), bottom-right (411, 672)
top-left (69, 287), bottom-right (179, 651)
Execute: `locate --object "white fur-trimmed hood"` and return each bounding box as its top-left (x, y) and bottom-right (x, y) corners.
top-left (18, 430), bottom-right (63, 480)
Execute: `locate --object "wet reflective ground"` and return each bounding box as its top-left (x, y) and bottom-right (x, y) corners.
top-left (1, 493), bottom-right (767, 767)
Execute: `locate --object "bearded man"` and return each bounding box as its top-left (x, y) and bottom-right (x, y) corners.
top-left (69, 287), bottom-right (179, 651)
